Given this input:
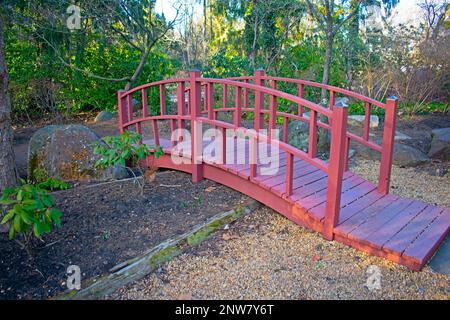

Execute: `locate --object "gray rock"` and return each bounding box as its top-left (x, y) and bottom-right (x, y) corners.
top-left (287, 120), bottom-right (309, 151)
top-left (94, 111), bottom-right (115, 123)
top-left (428, 127), bottom-right (450, 160)
top-left (394, 131), bottom-right (412, 141)
top-left (335, 97), bottom-right (350, 105)
top-left (393, 143), bottom-right (429, 167)
top-left (348, 115), bottom-right (379, 128)
top-left (28, 125), bottom-right (128, 182)
top-left (355, 141), bottom-right (429, 167)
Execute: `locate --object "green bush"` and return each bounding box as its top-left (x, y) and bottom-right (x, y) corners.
top-left (0, 178), bottom-right (70, 254)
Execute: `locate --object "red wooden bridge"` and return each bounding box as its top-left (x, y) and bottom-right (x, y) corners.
top-left (117, 70), bottom-right (449, 271)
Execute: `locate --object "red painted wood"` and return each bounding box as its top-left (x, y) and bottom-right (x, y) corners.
top-left (308, 110), bottom-right (318, 158)
top-left (285, 153), bottom-right (293, 196)
top-left (118, 90), bottom-right (127, 133)
top-left (269, 81), bottom-right (277, 141)
top-left (323, 104), bottom-right (349, 240)
top-left (363, 102), bottom-right (370, 141)
top-left (177, 82), bottom-right (186, 140)
top-left (347, 198), bottom-right (414, 241)
top-left (403, 208), bottom-right (450, 264)
top-left (208, 83), bottom-right (215, 120)
top-left (254, 69), bottom-right (265, 131)
top-left (126, 94), bottom-right (133, 122)
top-left (160, 84), bottom-right (166, 115)
top-left (378, 97), bottom-right (398, 194)
top-left (283, 117), bottom-right (289, 144)
top-left (234, 86), bottom-right (242, 128)
top-left (142, 89), bottom-right (148, 118)
top-left (151, 119), bottom-right (160, 147)
top-left (222, 84), bottom-right (228, 109)
top-left (337, 189), bottom-right (385, 225)
top-left (303, 175), bottom-right (364, 213)
top-left (310, 181), bottom-right (376, 221)
top-left (271, 164), bottom-right (322, 195)
top-left (298, 84), bottom-right (304, 116)
top-left (190, 70), bottom-right (203, 182)
top-left (329, 91), bottom-right (335, 111)
top-left (243, 79), bottom-right (249, 109)
top-left (335, 195), bottom-right (399, 237)
top-left (383, 205), bottom-right (444, 256)
top-left (343, 136), bottom-right (350, 172)
top-left (289, 175), bottom-right (329, 201)
top-left (249, 136), bottom-right (257, 178)
top-left (360, 200), bottom-right (429, 250)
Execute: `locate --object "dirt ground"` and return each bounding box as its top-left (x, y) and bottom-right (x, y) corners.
top-left (0, 171), bottom-right (251, 299)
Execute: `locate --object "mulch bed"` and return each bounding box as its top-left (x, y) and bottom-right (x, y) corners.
top-left (0, 170), bottom-right (251, 300)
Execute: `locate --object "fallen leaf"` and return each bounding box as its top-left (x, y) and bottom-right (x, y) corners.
top-left (222, 231), bottom-right (238, 241)
top-left (205, 186), bottom-right (216, 192)
top-left (144, 168), bottom-right (158, 183)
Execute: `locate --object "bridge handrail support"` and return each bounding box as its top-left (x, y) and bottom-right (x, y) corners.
top-left (323, 101), bottom-right (349, 240)
top-left (378, 96), bottom-right (398, 195)
top-left (190, 70), bottom-right (204, 183)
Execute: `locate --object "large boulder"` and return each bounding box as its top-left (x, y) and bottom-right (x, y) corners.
top-left (393, 143), bottom-right (429, 167)
top-left (348, 115), bottom-right (379, 129)
top-left (28, 125), bottom-right (128, 182)
top-left (354, 141), bottom-right (429, 167)
top-left (286, 120), bottom-right (330, 153)
top-left (287, 120), bottom-right (309, 151)
top-left (428, 128), bottom-right (450, 160)
top-left (94, 111), bottom-right (115, 123)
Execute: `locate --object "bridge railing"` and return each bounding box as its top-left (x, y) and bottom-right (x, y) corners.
top-left (117, 70), bottom-right (397, 241)
top-left (216, 70), bottom-right (397, 196)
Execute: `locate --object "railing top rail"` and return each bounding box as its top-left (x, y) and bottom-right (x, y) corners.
top-left (120, 78), bottom-right (190, 97)
top-left (200, 77), bottom-right (332, 118)
top-left (260, 75), bottom-right (386, 109)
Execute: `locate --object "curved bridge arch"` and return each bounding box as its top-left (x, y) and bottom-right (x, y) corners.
top-left (117, 70), bottom-right (449, 271)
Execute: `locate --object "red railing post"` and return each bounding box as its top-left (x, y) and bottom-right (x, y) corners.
top-left (222, 84), bottom-right (228, 109)
top-left (298, 84), bottom-right (304, 117)
top-left (177, 82), bottom-right (186, 141)
top-left (378, 96), bottom-right (398, 195)
top-left (323, 101), bottom-right (349, 240)
top-left (269, 80), bottom-right (277, 141)
top-left (254, 69), bottom-right (265, 131)
top-left (308, 110), bottom-right (318, 158)
top-left (160, 84), bottom-right (166, 115)
top-left (190, 70), bottom-right (203, 182)
top-left (118, 90), bottom-right (128, 134)
top-left (234, 86), bottom-right (242, 127)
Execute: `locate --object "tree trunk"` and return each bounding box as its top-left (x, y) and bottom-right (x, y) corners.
top-left (0, 14), bottom-right (18, 192)
top-left (318, 28), bottom-right (334, 153)
top-left (321, 30), bottom-right (333, 102)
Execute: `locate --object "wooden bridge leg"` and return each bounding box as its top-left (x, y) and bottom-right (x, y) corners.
top-left (378, 97), bottom-right (398, 195)
top-left (190, 70), bottom-right (203, 183)
top-left (323, 101), bottom-right (349, 241)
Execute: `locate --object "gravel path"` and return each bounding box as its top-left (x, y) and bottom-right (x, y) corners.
top-left (109, 159), bottom-right (449, 300)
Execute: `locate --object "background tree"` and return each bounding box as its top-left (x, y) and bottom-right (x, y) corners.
top-left (304, 0), bottom-right (362, 101)
top-left (0, 12), bottom-right (18, 192)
